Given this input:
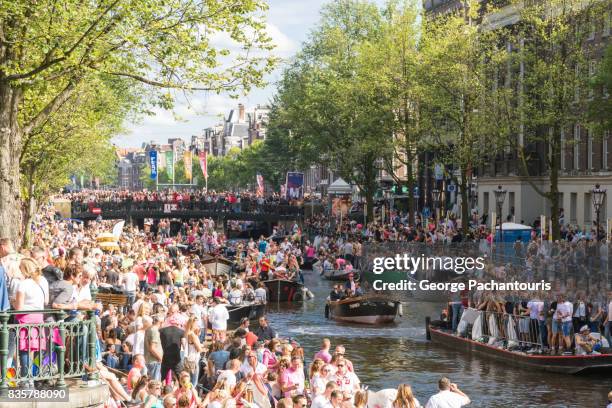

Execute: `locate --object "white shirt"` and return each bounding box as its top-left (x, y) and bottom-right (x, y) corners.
top-left (330, 371), bottom-right (360, 396)
top-left (555, 301), bottom-right (573, 322)
top-left (254, 287), bottom-right (267, 303)
top-left (209, 304), bottom-right (229, 330)
top-left (217, 370), bottom-right (237, 388)
top-left (122, 272), bottom-right (139, 292)
top-left (425, 390), bottom-right (469, 408)
top-left (191, 303), bottom-right (208, 328)
top-left (17, 278), bottom-right (47, 310)
top-left (311, 395), bottom-right (333, 408)
top-left (240, 361), bottom-right (267, 377)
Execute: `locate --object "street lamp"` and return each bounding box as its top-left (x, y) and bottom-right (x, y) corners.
top-left (592, 184), bottom-right (607, 240)
top-left (493, 185), bottom-right (507, 242)
top-left (432, 188), bottom-right (441, 220)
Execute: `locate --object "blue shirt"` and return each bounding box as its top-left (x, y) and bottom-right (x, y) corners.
top-left (0, 266), bottom-right (10, 311)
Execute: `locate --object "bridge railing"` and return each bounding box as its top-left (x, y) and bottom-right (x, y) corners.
top-left (71, 200), bottom-right (304, 217)
top-left (0, 308), bottom-right (98, 388)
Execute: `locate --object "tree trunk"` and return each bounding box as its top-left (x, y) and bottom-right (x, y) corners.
top-left (0, 81), bottom-right (23, 247)
top-left (365, 189), bottom-right (374, 224)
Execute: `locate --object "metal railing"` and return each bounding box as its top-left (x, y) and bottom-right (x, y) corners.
top-left (0, 309), bottom-right (98, 388)
top-left (473, 310), bottom-right (544, 348)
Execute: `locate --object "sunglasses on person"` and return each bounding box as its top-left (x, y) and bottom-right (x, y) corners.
top-left (337, 364), bottom-right (345, 367)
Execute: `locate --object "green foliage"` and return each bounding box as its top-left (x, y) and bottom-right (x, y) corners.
top-left (588, 43), bottom-right (612, 132)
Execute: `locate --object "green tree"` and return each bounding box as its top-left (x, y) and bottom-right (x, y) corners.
top-left (416, 0), bottom-right (498, 233)
top-left (588, 43), bottom-right (612, 132)
top-left (488, 0), bottom-right (609, 239)
top-left (0, 0), bottom-right (276, 244)
top-left (266, 0), bottom-right (392, 221)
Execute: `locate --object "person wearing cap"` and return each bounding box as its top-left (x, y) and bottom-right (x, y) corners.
top-left (575, 325), bottom-right (602, 355)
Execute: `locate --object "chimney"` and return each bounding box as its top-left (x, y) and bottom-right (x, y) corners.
top-left (238, 103), bottom-right (245, 122)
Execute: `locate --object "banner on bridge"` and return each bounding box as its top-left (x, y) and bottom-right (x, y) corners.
top-left (149, 150), bottom-right (158, 180)
top-left (285, 172), bottom-right (304, 199)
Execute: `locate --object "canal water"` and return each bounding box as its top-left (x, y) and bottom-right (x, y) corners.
top-left (264, 271), bottom-right (610, 408)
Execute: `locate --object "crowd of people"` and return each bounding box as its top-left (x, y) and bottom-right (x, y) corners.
top-left (0, 200), bottom-right (475, 408)
top-left (1, 188), bottom-right (612, 407)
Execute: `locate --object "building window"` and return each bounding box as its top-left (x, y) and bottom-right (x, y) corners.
top-left (589, 60), bottom-right (597, 99)
top-left (483, 192), bottom-right (489, 216)
top-left (570, 192), bottom-right (577, 224)
top-left (584, 193), bottom-right (592, 224)
top-left (575, 64), bottom-right (581, 102)
top-left (560, 128), bottom-right (565, 170)
top-left (604, 130), bottom-right (610, 169)
top-left (587, 128), bottom-right (593, 170)
top-left (588, 19), bottom-right (595, 40)
top-left (574, 124), bottom-right (580, 170)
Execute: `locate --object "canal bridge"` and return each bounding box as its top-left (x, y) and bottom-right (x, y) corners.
top-left (70, 199), bottom-right (305, 236)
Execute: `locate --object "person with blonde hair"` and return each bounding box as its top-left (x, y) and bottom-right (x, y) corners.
top-left (393, 384), bottom-right (421, 408)
top-left (14, 257), bottom-right (50, 378)
top-left (354, 390), bottom-right (369, 408)
top-left (183, 315), bottom-right (205, 385)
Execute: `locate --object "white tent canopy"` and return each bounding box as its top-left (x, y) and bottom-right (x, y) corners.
top-left (327, 177), bottom-right (352, 195)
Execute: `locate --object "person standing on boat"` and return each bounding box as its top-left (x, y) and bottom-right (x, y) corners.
top-left (424, 377), bottom-right (470, 408)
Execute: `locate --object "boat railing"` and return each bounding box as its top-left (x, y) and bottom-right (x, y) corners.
top-left (472, 310), bottom-right (544, 348)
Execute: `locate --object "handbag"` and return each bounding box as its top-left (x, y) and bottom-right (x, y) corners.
top-left (183, 337), bottom-right (200, 373)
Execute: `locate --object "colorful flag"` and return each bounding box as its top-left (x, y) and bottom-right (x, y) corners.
top-left (198, 150), bottom-right (208, 179)
top-left (165, 150), bottom-right (174, 180)
top-left (256, 173), bottom-right (264, 197)
top-left (183, 151), bottom-right (193, 181)
top-left (149, 150), bottom-right (158, 180)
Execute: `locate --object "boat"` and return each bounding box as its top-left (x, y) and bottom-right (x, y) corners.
top-left (426, 318), bottom-right (612, 374)
top-left (325, 296), bottom-right (400, 325)
top-left (201, 255), bottom-right (233, 276)
top-left (226, 303), bottom-right (266, 326)
top-left (322, 269), bottom-right (360, 281)
top-left (264, 279), bottom-right (304, 302)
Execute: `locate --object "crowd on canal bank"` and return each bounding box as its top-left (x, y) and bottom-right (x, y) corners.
top-left (0, 201), bottom-right (475, 408)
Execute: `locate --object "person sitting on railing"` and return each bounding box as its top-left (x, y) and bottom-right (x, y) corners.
top-left (575, 325), bottom-right (603, 355)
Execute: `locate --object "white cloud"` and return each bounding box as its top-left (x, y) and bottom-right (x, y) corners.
top-left (117, 0), bottom-right (386, 147)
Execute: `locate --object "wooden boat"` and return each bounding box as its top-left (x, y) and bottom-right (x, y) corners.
top-left (264, 279), bottom-right (304, 302)
top-left (322, 269), bottom-right (360, 281)
top-left (226, 303), bottom-right (266, 326)
top-left (325, 296), bottom-right (400, 325)
top-left (201, 255), bottom-right (233, 276)
top-left (426, 318), bottom-right (612, 374)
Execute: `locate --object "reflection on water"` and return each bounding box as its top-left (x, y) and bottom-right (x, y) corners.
top-left (263, 271), bottom-right (610, 408)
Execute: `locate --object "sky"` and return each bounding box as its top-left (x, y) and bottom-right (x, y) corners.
top-left (113, 0), bottom-right (368, 148)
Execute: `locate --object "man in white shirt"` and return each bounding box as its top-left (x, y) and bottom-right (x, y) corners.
top-left (425, 377), bottom-right (470, 408)
top-left (311, 381), bottom-right (337, 408)
top-left (191, 295), bottom-right (208, 342)
top-left (329, 358), bottom-right (359, 399)
top-left (120, 267), bottom-right (139, 308)
top-left (553, 294), bottom-right (573, 353)
top-left (605, 291), bottom-right (612, 347)
top-left (240, 352), bottom-right (267, 377)
top-left (208, 297), bottom-right (229, 342)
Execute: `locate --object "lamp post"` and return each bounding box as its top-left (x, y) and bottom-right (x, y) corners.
top-left (432, 188), bottom-right (441, 220)
top-left (493, 185), bottom-right (507, 242)
top-left (592, 184), bottom-right (607, 240)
